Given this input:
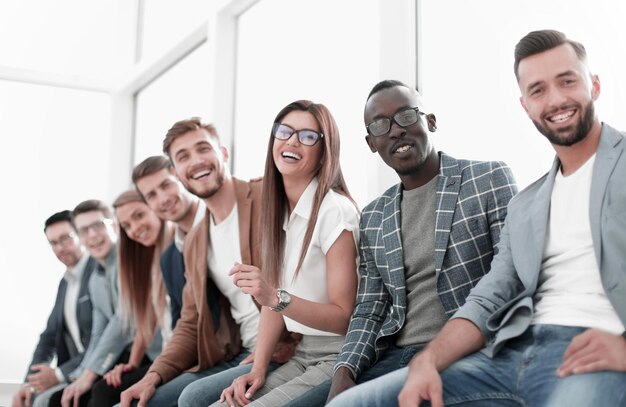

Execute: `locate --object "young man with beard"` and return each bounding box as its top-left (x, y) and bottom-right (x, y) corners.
top-left (334, 30), bottom-right (626, 407)
top-left (290, 79), bottom-right (518, 407)
top-left (12, 211), bottom-right (95, 407)
top-left (54, 200), bottom-right (161, 407)
top-left (133, 155), bottom-right (204, 325)
top-left (120, 118), bottom-right (292, 407)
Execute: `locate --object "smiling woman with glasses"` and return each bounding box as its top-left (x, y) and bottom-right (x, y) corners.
top-left (177, 100), bottom-right (360, 407)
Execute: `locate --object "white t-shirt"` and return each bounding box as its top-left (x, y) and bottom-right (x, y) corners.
top-left (281, 178), bottom-right (360, 336)
top-left (532, 154), bottom-right (624, 334)
top-left (207, 203), bottom-right (259, 350)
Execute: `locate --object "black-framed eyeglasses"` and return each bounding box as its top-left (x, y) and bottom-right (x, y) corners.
top-left (366, 107), bottom-right (424, 137)
top-left (77, 219), bottom-right (114, 238)
top-left (48, 232), bottom-right (77, 248)
top-left (272, 123), bottom-right (324, 146)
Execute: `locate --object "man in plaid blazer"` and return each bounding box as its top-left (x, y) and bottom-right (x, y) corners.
top-left (314, 79), bottom-right (517, 405)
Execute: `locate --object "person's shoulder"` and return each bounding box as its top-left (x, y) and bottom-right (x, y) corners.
top-left (361, 183), bottom-right (401, 215)
top-left (246, 176), bottom-right (263, 197)
top-left (321, 189), bottom-right (359, 220)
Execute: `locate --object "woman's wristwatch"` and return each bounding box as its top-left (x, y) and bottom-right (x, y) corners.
top-left (270, 289), bottom-right (291, 312)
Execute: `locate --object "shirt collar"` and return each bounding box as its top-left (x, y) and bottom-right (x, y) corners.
top-left (63, 252), bottom-right (90, 283)
top-left (283, 177), bottom-right (319, 231)
top-left (174, 200), bottom-right (206, 251)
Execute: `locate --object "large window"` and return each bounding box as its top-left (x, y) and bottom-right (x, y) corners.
top-left (134, 42), bottom-right (211, 163)
top-left (233, 0), bottom-right (380, 207)
top-left (0, 81), bottom-right (111, 382)
top-left (418, 0), bottom-right (626, 188)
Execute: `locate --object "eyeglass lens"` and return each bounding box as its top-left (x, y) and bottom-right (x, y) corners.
top-left (78, 220), bottom-right (107, 237)
top-left (368, 108), bottom-right (420, 137)
top-left (273, 123), bottom-right (322, 146)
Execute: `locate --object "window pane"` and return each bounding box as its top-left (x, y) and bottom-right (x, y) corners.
top-left (233, 0), bottom-right (379, 207)
top-left (420, 0), bottom-right (626, 188)
top-left (0, 0), bottom-right (134, 79)
top-left (141, 0), bottom-right (211, 62)
top-left (0, 80), bottom-right (110, 382)
top-left (134, 42), bottom-right (211, 163)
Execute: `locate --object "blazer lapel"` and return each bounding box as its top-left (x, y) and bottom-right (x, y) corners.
top-left (521, 159), bottom-right (558, 289)
top-left (589, 125), bottom-right (623, 265)
top-left (382, 184), bottom-right (406, 288)
top-left (434, 154), bottom-right (462, 275)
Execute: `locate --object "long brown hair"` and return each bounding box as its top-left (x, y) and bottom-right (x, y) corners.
top-left (113, 190), bottom-right (172, 345)
top-left (262, 100), bottom-right (357, 287)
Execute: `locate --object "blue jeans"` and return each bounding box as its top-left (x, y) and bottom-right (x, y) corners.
top-left (113, 351), bottom-right (252, 407)
top-left (178, 359), bottom-right (280, 406)
top-left (329, 325), bottom-right (626, 407)
top-left (285, 345), bottom-right (421, 407)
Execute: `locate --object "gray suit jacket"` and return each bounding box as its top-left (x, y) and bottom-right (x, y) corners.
top-left (75, 244), bottom-right (162, 376)
top-left (27, 255), bottom-right (96, 381)
top-left (336, 153), bottom-right (518, 377)
top-left (455, 123), bottom-right (626, 356)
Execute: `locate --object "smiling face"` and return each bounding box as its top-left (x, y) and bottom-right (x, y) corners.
top-left (74, 210), bottom-right (116, 263)
top-left (169, 129), bottom-right (228, 199)
top-left (364, 85), bottom-right (436, 177)
top-left (115, 201), bottom-right (161, 247)
top-left (136, 168), bottom-right (194, 222)
top-left (518, 43), bottom-right (600, 147)
top-left (45, 221), bottom-right (83, 268)
top-left (272, 110), bottom-right (323, 182)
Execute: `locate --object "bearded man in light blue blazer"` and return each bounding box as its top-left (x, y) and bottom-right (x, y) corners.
top-left (330, 29), bottom-right (626, 407)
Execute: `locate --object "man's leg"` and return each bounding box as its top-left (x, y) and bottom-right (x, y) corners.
top-left (519, 325), bottom-right (626, 407)
top-left (147, 351), bottom-right (252, 407)
top-left (546, 370), bottom-right (626, 406)
top-left (327, 367), bottom-right (407, 407)
top-left (178, 359), bottom-right (280, 406)
top-left (32, 383), bottom-right (67, 407)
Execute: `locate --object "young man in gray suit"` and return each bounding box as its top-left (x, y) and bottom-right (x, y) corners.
top-left (336, 30), bottom-right (626, 407)
top-left (51, 200), bottom-right (160, 407)
top-left (298, 79), bottom-right (517, 406)
top-left (12, 210), bottom-right (95, 407)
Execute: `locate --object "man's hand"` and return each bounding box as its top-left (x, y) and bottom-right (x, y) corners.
top-left (60, 373), bottom-right (95, 407)
top-left (326, 367), bottom-right (356, 403)
top-left (120, 371), bottom-right (161, 407)
top-left (557, 328), bottom-right (626, 377)
top-left (398, 352), bottom-right (444, 407)
top-left (11, 385), bottom-right (34, 407)
top-left (27, 364), bottom-right (59, 392)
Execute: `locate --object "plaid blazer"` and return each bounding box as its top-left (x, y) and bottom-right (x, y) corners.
top-left (335, 152), bottom-right (518, 377)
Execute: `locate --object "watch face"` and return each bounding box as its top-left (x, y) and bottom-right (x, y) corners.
top-left (279, 290), bottom-right (291, 303)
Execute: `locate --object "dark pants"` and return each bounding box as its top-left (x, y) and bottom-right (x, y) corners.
top-left (89, 355), bottom-right (152, 407)
top-left (48, 350), bottom-right (150, 407)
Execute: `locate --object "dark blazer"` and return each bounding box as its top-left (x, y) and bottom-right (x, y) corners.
top-left (160, 241), bottom-right (187, 327)
top-left (27, 255), bottom-right (97, 381)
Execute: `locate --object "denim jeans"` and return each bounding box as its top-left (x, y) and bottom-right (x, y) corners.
top-left (328, 325), bottom-right (626, 407)
top-left (286, 344), bottom-right (421, 407)
top-left (178, 358), bottom-right (281, 407)
top-left (112, 351), bottom-right (252, 407)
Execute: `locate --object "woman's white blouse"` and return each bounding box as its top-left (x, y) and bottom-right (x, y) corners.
top-left (281, 177), bottom-right (360, 336)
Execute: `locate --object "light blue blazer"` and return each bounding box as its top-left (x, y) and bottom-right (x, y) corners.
top-left (455, 123), bottom-right (626, 356)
